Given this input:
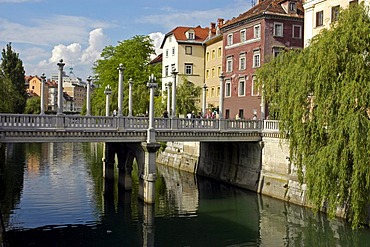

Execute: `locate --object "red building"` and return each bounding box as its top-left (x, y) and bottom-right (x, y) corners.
top-left (220, 0), bottom-right (304, 119)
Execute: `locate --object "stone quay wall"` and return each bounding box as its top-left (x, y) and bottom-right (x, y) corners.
top-left (156, 138), bottom-right (308, 208)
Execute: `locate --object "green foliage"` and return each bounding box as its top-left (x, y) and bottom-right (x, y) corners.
top-left (176, 75), bottom-right (201, 115)
top-left (256, 4), bottom-right (370, 228)
top-left (0, 43), bottom-right (27, 113)
top-left (24, 96), bottom-right (40, 114)
top-left (91, 35), bottom-right (160, 116)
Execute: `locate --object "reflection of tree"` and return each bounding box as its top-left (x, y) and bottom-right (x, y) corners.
top-left (0, 144), bottom-right (26, 227)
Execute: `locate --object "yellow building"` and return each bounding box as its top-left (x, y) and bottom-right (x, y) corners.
top-left (203, 19), bottom-right (224, 112)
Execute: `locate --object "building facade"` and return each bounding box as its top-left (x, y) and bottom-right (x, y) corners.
top-left (220, 0), bottom-right (304, 119)
top-left (203, 20), bottom-right (224, 113)
top-left (160, 26), bottom-right (209, 96)
top-left (303, 0), bottom-right (369, 47)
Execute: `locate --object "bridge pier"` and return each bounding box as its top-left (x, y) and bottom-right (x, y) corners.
top-left (139, 142), bottom-right (160, 204)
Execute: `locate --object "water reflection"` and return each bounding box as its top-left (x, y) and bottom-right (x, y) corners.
top-left (0, 143), bottom-right (370, 247)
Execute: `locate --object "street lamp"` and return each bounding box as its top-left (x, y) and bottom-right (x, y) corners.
top-left (202, 83), bottom-right (207, 117)
top-left (117, 63), bottom-right (124, 117)
top-left (147, 74), bottom-right (158, 143)
top-left (128, 78), bottom-right (133, 117)
top-left (218, 72), bottom-right (225, 120)
top-left (171, 68), bottom-right (178, 118)
top-left (57, 59), bottom-right (65, 115)
top-left (86, 76), bottom-right (92, 116)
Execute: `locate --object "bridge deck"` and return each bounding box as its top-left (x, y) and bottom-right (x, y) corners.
top-left (0, 114), bottom-right (279, 143)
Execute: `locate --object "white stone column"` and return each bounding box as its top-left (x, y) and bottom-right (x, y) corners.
top-left (141, 142), bottom-right (160, 204)
top-left (260, 93), bottom-right (265, 120)
top-left (86, 76), bottom-right (92, 116)
top-left (57, 59), bottom-right (65, 115)
top-left (202, 83), bottom-right (207, 117)
top-left (171, 69), bottom-right (178, 118)
top-left (219, 72), bottom-right (225, 119)
top-left (166, 82), bottom-right (171, 115)
top-left (128, 78), bottom-right (133, 117)
top-left (40, 73), bottom-right (46, 115)
top-left (104, 85), bottom-right (112, 117)
top-left (117, 63), bottom-right (124, 117)
top-left (147, 74), bottom-right (157, 143)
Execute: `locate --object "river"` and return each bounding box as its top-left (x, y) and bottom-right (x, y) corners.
top-left (0, 142), bottom-right (370, 246)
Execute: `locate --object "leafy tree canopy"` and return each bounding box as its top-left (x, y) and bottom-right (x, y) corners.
top-left (257, 4), bottom-right (370, 228)
top-left (24, 96), bottom-right (40, 114)
top-left (91, 35), bottom-right (160, 116)
top-left (176, 75), bottom-right (201, 116)
top-left (0, 43), bottom-right (27, 113)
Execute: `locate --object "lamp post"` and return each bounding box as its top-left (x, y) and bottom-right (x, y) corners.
top-left (40, 73), bottom-right (46, 115)
top-left (57, 59), bottom-right (65, 115)
top-left (218, 72), bottom-right (225, 120)
top-left (202, 83), bottom-right (207, 117)
top-left (86, 76), bottom-right (92, 116)
top-left (128, 78), bottom-right (133, 117)
top-left (166, 82), bottom-right (171, 116)
top-left (117, 63), bottom-right (124, 117)
top-left (104, 85), bottom-right (112, 117)
top-left (171, 69), bottom-right (178, 118)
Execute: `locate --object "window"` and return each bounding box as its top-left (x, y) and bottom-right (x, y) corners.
top-left (225, 80), bottom-right (231, 97)
top-left (254, 25), bottom-right (261, 38)
top-left (227, 34), bottom-right (233, 46)
top-left (206, 88), bottom-right (209, 97)
top-left (212, 49), bottom-right (216, 59)
top-left (331, 5), bottom-right (340, 22)
top-left (240, 29), bottom-right (246, 42)
top-left (217, 66), bottom-right (222, 76)
top-left (350, 0), bottom-right (358, 7)
top-left (172, 47), bottom-right (175, 56)
top-left (206, 51), bottom-right (210, 61)
top-left (217, 86), bottom-right (220, 96)
top-left (289, 2), bottom-right (296, 12)
top-left (239, 53), bottom-right (246, 70)
top-left (171, 64), bottom-right (175, 72)
top-left (185, 46), bottom-right (192, 55)
top-left (218, 47), bottom-right (222, 57)
top-left (225, 109), bottom-right (230, 119)
top-left (187, 31), bottom-right (195, 40)
top-left (165, 66), bottom-right (169, 76)
top-left (206, 69), bottom-right (210, 79)
top-left (253, 50), bottom-right (260, 68)
top-left (169, 36), bottom-right (172, 42)
top-left (238, 109), bottom-right (244, 119)
top-left (274, 23), bottom-right (283, 37)
top-left (292, 25), bottom-right (302, 38)
top-left (252, 75), bottom-right (259, 96)
top-left (273, 47), bottom-right (282, 57)
top-left (238, 78), bottom-right (245, 96)
top-left (211, 87), bottom-right (215, 97)
top-left (226, 56), bottom-right (233, 72)
top-left (185, 64), bottom-right (193, 75)
top-left (212, 67), bottom-right (215, 78)
top-left (165, 49), bottom-right (169, 57)
top-left (316, 11), bottom-right (324, 27)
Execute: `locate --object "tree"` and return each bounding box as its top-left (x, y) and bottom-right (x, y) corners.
top-left (256, 4), bottom-right (370, 228)
top-left (24, 96), bottom-right (40, 114)
top-left (91, 35), bottom-right (160, 116)
top-left (0, 43), bottom-right (27, 113)
top-left (176, 75), bottom-right (201, 116)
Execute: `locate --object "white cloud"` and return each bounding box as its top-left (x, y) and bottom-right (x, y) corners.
top-left (23, 28), bottom-right (108, 79)
top-left (149, 32), bottom-right (164, 58)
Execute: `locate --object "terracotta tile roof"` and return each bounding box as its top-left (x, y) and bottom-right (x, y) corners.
top-left (223, 0), bottom-right (304, 28)
top-left (149, 53), bottom-right (162, 65)
top-left (160, 25), bottom-right (209, 48)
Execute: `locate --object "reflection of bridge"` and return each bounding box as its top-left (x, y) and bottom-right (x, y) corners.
top-left (0, 114), bottom-right (279, 143)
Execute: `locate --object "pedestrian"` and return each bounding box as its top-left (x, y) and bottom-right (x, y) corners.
top-left (113, 109), bottom-right (117, 117)
top-left (163, 110), bottom-right (168, 118)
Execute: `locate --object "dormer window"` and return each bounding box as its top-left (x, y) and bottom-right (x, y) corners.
top-left (186, 29), bottom-right (195, 40)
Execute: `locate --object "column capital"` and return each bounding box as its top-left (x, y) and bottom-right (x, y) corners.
top-left (219, 71), bottom-right (225, 80)
top-left (57, 59), bottom-right (65, 69)
top-left (117, 63), bottom-right (125, 72)
top-left (128, 78), bottom-right (133, 85)
top-left (40, 73), bottom-right (46, 82)
top-left (203, 83), bottom-right (207, 89)
top-left (86, 76), bottom-right (92, 84)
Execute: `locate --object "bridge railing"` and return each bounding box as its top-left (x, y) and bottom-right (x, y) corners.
top-left (0, 114), bottom-right (279, 132)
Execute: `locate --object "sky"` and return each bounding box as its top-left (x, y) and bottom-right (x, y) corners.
top-left (0, 0), bottom-right (252, 81)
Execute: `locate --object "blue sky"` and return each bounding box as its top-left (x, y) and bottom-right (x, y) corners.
top-left (0, 0), bottom-right (251, 80)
